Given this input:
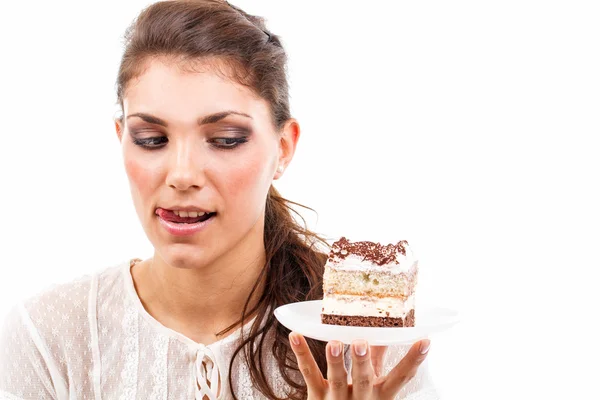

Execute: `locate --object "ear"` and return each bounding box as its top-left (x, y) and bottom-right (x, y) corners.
top-left (115, 117), bottom-right (124, 142)
top-left (274, 118), bottom-right (300, 180)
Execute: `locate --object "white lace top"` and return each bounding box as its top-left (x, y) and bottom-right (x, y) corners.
top-left (0, 258), bottom-right (440, 400)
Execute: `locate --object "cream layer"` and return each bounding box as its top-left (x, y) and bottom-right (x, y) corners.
top-left (322, 294), bottom-right (415, 318)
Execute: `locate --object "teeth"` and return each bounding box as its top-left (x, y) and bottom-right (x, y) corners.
top-left (173, 210), bottom-right (207, 217)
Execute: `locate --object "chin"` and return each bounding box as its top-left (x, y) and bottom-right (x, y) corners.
top-left (158, 239), bottom-right (227, 269)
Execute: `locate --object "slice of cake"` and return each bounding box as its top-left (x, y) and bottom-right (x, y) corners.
top-left (321, 237), bottom-right (418, 327)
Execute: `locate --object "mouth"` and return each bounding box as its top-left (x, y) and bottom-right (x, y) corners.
top-left (155, 208), bottom-right (217, 224)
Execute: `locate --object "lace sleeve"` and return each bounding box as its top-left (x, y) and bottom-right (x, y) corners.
top-left (0, 304), bottom-right (60, 400)
top-left (382, 343), bottom-right (440, 400)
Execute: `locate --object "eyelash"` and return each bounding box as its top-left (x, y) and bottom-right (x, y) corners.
top-left (131, 136), bottom-right (248, 150)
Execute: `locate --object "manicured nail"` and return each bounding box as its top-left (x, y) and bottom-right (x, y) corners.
top-left (330, 342), bottom-right (341, 357)
top-left (290, 334), bottom-right (300, 346)
top-left (353, 340), bottom-right (367, 356)
top-left (420, 339), bottom-right (431, 354)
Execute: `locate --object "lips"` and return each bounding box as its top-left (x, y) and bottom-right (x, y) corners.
top-left (156, 208), bottom-right (215, 223)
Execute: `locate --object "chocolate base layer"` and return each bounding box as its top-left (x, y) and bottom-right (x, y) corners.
top-left (321, 309), bottom-right (415, 327)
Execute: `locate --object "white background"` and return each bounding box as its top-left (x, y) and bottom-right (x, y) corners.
top-left (1, 1), bottom-right (599, 399)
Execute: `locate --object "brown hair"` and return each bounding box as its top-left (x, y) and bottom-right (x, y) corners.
top-left (115, 1), bottom-right (328, 398)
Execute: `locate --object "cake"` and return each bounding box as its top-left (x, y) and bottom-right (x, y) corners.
top-left (321, 237), bottom-right (418, 327)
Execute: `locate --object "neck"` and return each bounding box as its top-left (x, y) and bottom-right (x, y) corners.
top-left (132, 222), bottom-right (266, 344)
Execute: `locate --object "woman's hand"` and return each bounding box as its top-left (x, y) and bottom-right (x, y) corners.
top-left (289, 332), bottom-right (430, 399)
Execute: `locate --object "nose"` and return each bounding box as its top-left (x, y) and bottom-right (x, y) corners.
top-left (165, 139), bottom-right (207, 191)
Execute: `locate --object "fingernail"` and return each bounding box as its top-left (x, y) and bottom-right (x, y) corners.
top-left (420, 339), bottom-right (431, 354)
top-left (353, 340), bottom-right (367, 357)
top-left (290, 334), bottom-right (300, 346)
top-left (330, 342), bottom-right (341, 357)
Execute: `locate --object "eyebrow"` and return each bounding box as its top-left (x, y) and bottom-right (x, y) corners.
top-left (126, 111), bottom-right (252, 127)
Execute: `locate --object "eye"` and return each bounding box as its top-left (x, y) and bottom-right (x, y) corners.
top-left (211, 137), bottom-right (248, 149)
top-left (132, 137), bottom-right (167, 149)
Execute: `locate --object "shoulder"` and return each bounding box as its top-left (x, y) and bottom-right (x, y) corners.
top-left (23, 271), bottom-right (94, 318)
top-left (17, 259), bottom-right (133, 345)
top-left (1, 259), bottom-right (134, 376)
top-left (0, 260), bottom-right (134, 397)
top-left (22, 260), bottom-right (126, 318)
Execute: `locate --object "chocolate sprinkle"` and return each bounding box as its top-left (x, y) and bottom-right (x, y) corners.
top-left (328, 237), bottom-right (409, 266)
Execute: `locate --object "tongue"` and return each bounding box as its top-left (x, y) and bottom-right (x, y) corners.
top-left (157, 209), bottom-right (205, 223)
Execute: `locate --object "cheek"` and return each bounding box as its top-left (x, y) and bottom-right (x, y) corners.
top-left (124, 156), bottom-right (158, 203)
top-left (223, 151), bottom-right (274, 207)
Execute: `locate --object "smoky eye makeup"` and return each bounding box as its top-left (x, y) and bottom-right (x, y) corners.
top-left (131, 136), bottom-right (168, 148)
top-left (209, 122), bottom-right (253, 134)
top-left (207, 125), bottom-right (253, 149)
top-left (128, 124), bottom-right (253, 150)
top-left (210, 136), bottom-right (249, 149)
top-left (128, 126), bottom-right (167, 149)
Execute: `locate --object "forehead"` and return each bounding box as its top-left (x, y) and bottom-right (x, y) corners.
top-left (123, 58), bottom-right (270, 124)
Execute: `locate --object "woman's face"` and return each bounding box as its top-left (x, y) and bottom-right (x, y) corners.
top-left (116, 58), bottom-right (297, 269)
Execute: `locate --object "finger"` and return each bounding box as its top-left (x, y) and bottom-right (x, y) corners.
top-left (326, 341), bottom-right (348, 398)
top-left (370, 345), bottom-right (388, 377)
top-left (379, 339), bottom-right (430, 398)
top-left (289, 332), bottom-right (325, 394)
top-left (350, 339), bottom-right (374, 399)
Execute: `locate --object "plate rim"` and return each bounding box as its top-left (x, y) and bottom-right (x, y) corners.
top-left (273, 299), bottom-right (459, 345)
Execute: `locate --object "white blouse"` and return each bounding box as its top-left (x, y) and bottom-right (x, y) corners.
top-left (0, 258), bottom-right (440, 400)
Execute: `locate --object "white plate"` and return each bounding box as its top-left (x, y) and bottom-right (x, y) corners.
top-left (274, 300), bottom-right (459, 345)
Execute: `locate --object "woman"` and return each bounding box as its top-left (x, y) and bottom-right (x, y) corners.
top-left (0, 1), bottom-right (439, 399)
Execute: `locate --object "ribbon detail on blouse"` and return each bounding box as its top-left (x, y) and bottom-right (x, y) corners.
top-left (195, 344), bottom-right (221, 400)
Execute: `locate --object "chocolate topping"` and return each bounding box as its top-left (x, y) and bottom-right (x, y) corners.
top-left (328, 237), bottom-right (409, 266)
